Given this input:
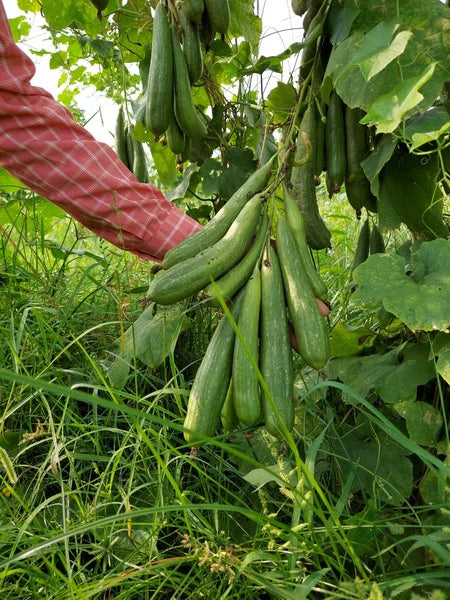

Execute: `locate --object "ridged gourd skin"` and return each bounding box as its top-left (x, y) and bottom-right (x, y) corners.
top-left (303, 0), bottom-right (322, 33)
top-left (315, 111), bottom-right (326, 177)
top-left (125, 127), bottom-right (135, 173)
top-left (203, 0), bottom-right (230, 35)
top-left (199, 10), bottom-right (215, 47)
top-left (260, 245), bottom-right (294, 440)
top-left (166, 117), bottom-right (186, 155)
top-left (232, 267), bottom-right (262, 427)
top-left (345, 106), bottom-right (368, 184)
top-left (132, 138), bottom-right (149, 183)
top-left (369, 223), bottom-right (385, 255)
top-left (178, 5), bottom-right (203, 83)
top-left (350, 218), bottom-right (370, 275)
top-left (171, 25), bottom-right (207, 140)
top-left (161, 155), bottom-right (275, 269)
top-left (325, 91), bottom-right (346, 194)
top-left (147, 194), bottom-right (262, 305)
top-left (91, 0), bottom-right (109, 12)
top-left (184, 292), bottom-right (244, 444)
top-left (184, 0), bottom-right (205, 23)
top-left (203, 212), bottom-right (268, 307)
top-left (344, 106), bottom-right (377, 214)
top-left (115, 106), bottom-right (130, 168)
top-left (290, 105), bottom-right (331, 250)
top-left (299, 38), bottom-right (317, 85)
top-left (291, 0), bottom-right (308, 17)
top-left (221, 382), bottom-right (238, 433)
top-left (283, 191), bottom-right (328, 301)
top-left (276, 215), bottom-right (330, 371)
top-left (146, 3), bottom-right (173, 136)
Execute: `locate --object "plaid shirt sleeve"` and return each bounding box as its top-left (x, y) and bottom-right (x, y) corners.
top-left (0, 1), bottom-right (201, 261)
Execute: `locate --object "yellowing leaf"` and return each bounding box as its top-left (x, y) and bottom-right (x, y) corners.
top-left (351, 20), bottom-right (411, 81)
top-left (405, 106), bottom-right (450, 151)
top-left (361, 64), bottom-right (436, 133)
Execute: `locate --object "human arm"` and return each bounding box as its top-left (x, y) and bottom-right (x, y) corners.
top-left (0, 1), bottom-right (201, 261)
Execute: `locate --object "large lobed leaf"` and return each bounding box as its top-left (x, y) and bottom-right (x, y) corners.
top-left (324, 0), bottom-right (450, 133)
top-left (377, 150), bottom-right (448, 238)
top-left (107, 301), bottom-right (188, 389)
top-left (327, 343), bottom-right (436, 406)
top-left (331, 423), bottom-right (413, 506)
top-left (41, 0), bottom-right (107, 37)
top-left (229, 0), bottom-right (262, 55)
top-left (352, 239), bottom-right (450, 332)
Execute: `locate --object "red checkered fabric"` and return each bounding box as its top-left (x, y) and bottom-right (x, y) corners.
top-left (0, 1), bottom-right (200, 261)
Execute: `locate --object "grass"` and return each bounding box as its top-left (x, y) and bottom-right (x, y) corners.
top-left (0, 190), bottom-right (448, 599)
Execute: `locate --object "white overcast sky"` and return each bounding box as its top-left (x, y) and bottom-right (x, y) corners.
top-left (3, 0), bottom-right (302, 144)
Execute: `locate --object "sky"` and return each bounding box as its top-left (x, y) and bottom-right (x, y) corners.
top-left (3, 0), bottom-right (303, 144)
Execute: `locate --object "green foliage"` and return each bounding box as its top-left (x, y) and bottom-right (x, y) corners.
top-left (326, 0), bottom-right (449, 129)
top-left (332, 422), bottom-right (414, 505)
top-left (394, 401), bottom-right (443, 446)
top-left (377, 151), bottom-right (447, 238)
top-left (107, 301), bottom-right (189, 388)
top-left (228, 0), bottom-right (262, 54)
top-left (41, 0), bottom-right (107, 37)
top-left (327, 342), bottom-right (436, 405)
top-left (353, 239), bottom-right (450, 331)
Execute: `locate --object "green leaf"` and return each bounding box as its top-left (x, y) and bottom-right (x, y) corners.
top-left (218, 148), bottom-right (256, 200)
top-left (199, 158), bottom-right (224, 197)
top-left (436, 349), bottom-right (450, 385)
top-left (325, 0), bottom-right (360, 46)
top-left (419, 462), bottom-right (449, 505)
top-left (115, 0), bottom-right (152, 62)
top-left (356, 27), bottom-right (411, 82)
top-left (361, 134), bottom-right (397, 197)
top-left (329, 322), bottom-right (375, 357)
top-left (8, 16), bottom-right (31, 42)
top-left (330, 19), bottom-right (411, 83)
top-left (360, 64), bottom-right (436, 134)
top-left (241, 43), bottom-right (303, 76)
top-left (166, 165), bottom-right (199, 202)
top-left (266, 82), bottom-right (297, 122)
top-left (0, 169), bottom-right (25, 193)
top-left (107, 302), bottom-right (187, 389)
top-left (430, 333), bottom-right (450, 385)
top-left (394, 401), bottom-right (443, 447)
top-left (243, 465), bottom-right (285, 490)
top-left (17, 0), bottom-right (40, 11)
top-left (333, 428), bottom-right (413, 505)
top-left (134, 123), bottom-right (178, 189)
top-left (404, 106), bottom-right (450, 151)
top-left (41, 0), bottom-right (106, 37)
top-left (378, 150), bottom-right (448, 238)
top-left (89, 38), bottom-right (114, 59)
top-left (0, 431), bottom-right (21, 451)
top-left (327, 345), bottom-right (403, 401)
top-left (353, 240), bottom-right (450, 332)
top-left (343, 502), bottom-right (380, 556)
top-left (229, 0), bottom-right (262, 54)
top-left (324, 0), bottom-right (450, 127)
top-left (327, 342), bottom-right (435, 405)
top-left (377, 343), bottom-right (436, 405)
top-left (147, 138), bottom-right (178, 189)
top-left (324, 19), bottom-right (411, 102)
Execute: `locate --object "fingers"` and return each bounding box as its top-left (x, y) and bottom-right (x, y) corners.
top-left (315, 297), bottom-right (330, 317)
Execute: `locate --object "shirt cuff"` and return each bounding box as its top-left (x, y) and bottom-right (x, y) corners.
top-left (135, 201), bottom-right (202, 261)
